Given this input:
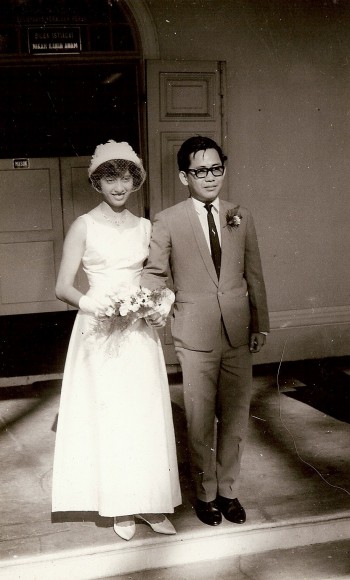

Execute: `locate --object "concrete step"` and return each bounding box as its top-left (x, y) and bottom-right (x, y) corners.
top-left (0, 512), bottom-right (349, 580)
top-left (109, 539), bottom-right (350, 580)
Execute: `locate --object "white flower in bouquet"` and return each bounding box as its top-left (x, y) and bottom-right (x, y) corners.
top-left (93, 285), bottom-right (174, 339)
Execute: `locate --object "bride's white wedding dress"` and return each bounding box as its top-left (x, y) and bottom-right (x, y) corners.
top-left (52, 213), bottom-right (181, 517)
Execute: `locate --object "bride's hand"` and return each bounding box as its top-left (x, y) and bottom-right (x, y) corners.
top-left (79, 295), bottom-right (114, 317)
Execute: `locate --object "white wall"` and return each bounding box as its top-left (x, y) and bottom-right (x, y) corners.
top-left (146, 0), bottom-right (350, 362)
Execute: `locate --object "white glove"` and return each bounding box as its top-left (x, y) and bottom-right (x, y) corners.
top-left (155, 288), bottom-right (175, 318)
top-left (79, 295), bottom-right (113, 317)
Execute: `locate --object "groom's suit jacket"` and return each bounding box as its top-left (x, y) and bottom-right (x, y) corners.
top-left (142, 197), bottom-right (269, 351)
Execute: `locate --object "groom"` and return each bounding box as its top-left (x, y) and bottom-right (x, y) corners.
top-left (142, 136), bottom-right (269, 526)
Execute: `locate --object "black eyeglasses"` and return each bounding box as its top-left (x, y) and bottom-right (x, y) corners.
top-left (187, 165), bottom-right (225, 179)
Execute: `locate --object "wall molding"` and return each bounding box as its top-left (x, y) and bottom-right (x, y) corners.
top-left (254, 306), bottom-right (350, 364)
top-left (270, 305), bottom-right (350, 329)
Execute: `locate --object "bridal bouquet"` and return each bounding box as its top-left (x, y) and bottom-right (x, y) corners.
top-left (93, 285), bottom-right (175, 339)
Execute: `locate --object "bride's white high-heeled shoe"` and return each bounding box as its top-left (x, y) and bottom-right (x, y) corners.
top-left (113, 516), bottom-right (136, 541)
top-left (136, 513), bottom-right (176, 535)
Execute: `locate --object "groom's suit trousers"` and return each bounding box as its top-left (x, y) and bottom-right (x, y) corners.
top-left (175, 322), bottom-right (252, 502)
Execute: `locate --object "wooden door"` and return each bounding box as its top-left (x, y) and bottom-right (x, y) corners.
top-left (146, 60), bottom-right (227, 217)
top-left (0, 157), bottom-right (66, 315)
top-left (146, 60), bottom-right (226, 363)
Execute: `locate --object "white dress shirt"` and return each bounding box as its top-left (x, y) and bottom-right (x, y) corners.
top-left (191, 196), bottom-right (221, 253)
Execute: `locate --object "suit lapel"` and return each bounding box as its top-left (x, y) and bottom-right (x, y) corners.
top-left (185, 198), bottom-right (219, 285)
top-left (220, 200), bottom-right (238, 279)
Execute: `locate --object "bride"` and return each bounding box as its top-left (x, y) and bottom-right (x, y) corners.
top-left (52, 140), bottom-right (181, 540)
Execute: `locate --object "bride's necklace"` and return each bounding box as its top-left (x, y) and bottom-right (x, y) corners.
top-left (100, 205), bottom-right (127, 227)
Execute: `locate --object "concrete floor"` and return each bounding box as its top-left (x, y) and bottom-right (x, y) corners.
top-left (0, 358), bottom-right (349, 579)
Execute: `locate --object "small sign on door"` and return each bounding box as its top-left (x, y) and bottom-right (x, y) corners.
top-left (13, 158), bottom-right (29, 169)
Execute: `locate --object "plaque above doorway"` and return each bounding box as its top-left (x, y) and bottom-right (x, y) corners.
top-left (28, 27), bottom-right (82, 55)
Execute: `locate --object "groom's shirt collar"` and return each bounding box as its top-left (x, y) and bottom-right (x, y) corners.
top-left (191, 196), bottom-right (221, 245)
top-left (191, 196), bottom-right (220, 214)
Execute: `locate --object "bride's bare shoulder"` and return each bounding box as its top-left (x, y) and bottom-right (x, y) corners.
top-left (88, 205), bottom-right (102, 220)
top-left (127, 213), bottom-right (148, 227)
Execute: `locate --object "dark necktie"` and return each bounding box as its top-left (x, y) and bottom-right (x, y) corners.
top-left (205, 203), bottom-right (221, 278)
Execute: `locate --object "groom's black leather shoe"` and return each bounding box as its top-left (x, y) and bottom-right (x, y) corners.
top-left (216, 496), bottom-right (246, 524)
top-left (195, 499), bottom-right (222, 526)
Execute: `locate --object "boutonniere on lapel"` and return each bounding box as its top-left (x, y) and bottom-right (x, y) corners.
top-left (224, 206), bottom-right (242, 230)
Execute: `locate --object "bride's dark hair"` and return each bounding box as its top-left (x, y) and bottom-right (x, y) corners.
top-left (90, 159), bottom-right (145, 192)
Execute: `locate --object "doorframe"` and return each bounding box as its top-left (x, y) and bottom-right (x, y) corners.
top-left (125, 0), bottom-right (159, 59)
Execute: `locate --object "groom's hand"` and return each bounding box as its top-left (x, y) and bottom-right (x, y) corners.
top-left (249, 332), bottom-right (266, 353)
top-left (145, 312), bottom-right (167, 328)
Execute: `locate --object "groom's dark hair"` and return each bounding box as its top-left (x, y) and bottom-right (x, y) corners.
top-left (177, 135), bottom-right (227, 173)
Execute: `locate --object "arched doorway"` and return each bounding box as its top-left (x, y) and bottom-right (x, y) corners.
top-left (0, 0), bottom-right (146, 319)
top-left (0, 0), bottom-right (144, 158)
top-left (0, 0), bottom-right (148, 377)
top-left (0, 0), bottom-right (226, 374)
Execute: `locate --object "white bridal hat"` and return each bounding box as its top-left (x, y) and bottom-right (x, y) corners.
top-left (88, 140), bottom-right (143, 177)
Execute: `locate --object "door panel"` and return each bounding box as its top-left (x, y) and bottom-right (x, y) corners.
top-left (147, 60), bottom-right (226, 217)
top-left (146, 60), bottom-right (226, 363)
top-left (0, 157), bottom-right (66, 315)
top-left (60, 155), bottom-right (98, 297)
